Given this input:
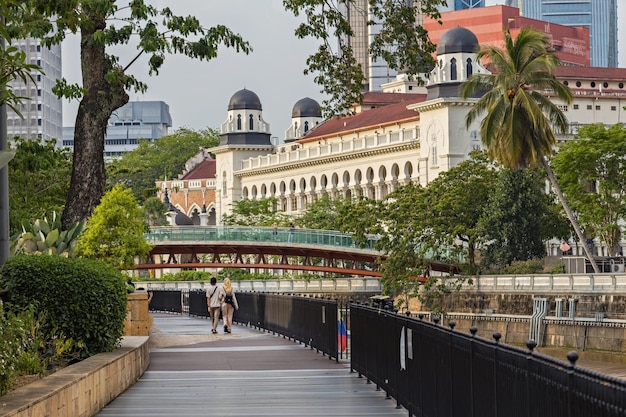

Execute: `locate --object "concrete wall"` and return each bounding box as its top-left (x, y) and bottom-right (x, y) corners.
top-left (0, 336), bottom-right (150, 417)
top-left (124, 290), bottom-right (153, 336)
top-left (435, 313), bottom-right (626, 358)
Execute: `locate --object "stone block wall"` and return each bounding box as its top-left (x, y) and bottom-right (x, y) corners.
top-left (420, 292), bottom-right (626, 320)
top-left (0, 336), bottom-right (150, 417)
top-left (124, 290), bottom-right (153, 336)
top-left (436, 314), bottom-right (626, 356)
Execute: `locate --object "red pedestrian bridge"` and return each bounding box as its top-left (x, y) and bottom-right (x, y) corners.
top-left (135, 226), bottom-right (460, 278)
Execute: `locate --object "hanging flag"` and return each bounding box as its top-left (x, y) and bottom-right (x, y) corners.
top-left (338, 319), bottom-right (347, 352)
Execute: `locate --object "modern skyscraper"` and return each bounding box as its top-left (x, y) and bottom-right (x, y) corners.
top-left (342, 1), bottom-right (425, 92)
top-left (7, 38), bottom-right (63, 142)
top-left (508, 0), bottom-right (618, 67)
top-left (440, 0), bottom-right (484, 12)
top-left (62, 101), bottom-right (172, 160)
top-left (455, 0), bottom-right (484, 9)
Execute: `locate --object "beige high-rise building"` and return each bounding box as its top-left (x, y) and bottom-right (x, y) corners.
top-left (7, 38), bottom-right (63, 142)
top-left (342, 1), bottom-right (425, 92)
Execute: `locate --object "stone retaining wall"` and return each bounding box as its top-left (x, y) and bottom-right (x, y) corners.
top-left (0, 336), bottom-right (150, 417)
top-left (439, 314), bottom-right (626, 358)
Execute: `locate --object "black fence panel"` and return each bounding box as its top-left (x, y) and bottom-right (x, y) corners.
top-left (148, 290), bottom-right (182, 313)
top-left (350, 303), bottom-right (626, 417)
top-left (234, 293), bottom-right (339, 360)
top-left (188, 289), bottom-right (209, 317)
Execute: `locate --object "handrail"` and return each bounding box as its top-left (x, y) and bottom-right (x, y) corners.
top-left (463, 273), bottom-right (626, 293)
top-left (145, 226), bottom-right (380, 250)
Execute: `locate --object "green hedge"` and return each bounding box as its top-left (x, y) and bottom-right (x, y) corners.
top-left (0, 255), bottom-right (128, 356)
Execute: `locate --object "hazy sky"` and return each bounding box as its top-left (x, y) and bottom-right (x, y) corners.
top-left (61, 0), bottom-right (626, 139)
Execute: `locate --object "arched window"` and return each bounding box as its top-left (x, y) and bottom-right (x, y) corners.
top-left (249, 114), bottom-right (254, 130)
top-left (450, 58), bottom-right (457, 81)
top-left (222, 171), bottom-right (227, 196)
top-left (236, 115), bottom-right (242, 130)
top-left (304, 121), bottom-right (309, 132)
top-left (466, 58), bottom-right (473, 77)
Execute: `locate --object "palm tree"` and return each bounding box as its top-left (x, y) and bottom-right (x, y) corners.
top-left (460, 27), bottom-right (600, 273)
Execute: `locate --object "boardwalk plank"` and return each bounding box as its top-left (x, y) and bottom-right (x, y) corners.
top-left (96, 314), bottom-right (407, 417)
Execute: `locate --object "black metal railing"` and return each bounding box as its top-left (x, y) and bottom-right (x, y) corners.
top-left (234, 293), bottom-right (340, 361)
top-left (148, 289), bottom-right (183, 313)
top-left (188, 289), bottom-right (209, 318)
top-left (350, 303), bottom-right (626, 417)
top-left (148, 290), bottom-right (342, 361)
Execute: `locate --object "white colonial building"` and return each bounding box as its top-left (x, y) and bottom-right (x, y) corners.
top-left (162, 26), bottom-right (626, 257)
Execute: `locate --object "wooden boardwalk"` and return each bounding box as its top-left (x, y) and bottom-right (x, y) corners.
top-left (96, 314), bottom-right (408, 417)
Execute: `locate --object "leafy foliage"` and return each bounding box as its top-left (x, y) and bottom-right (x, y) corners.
top-left (0, 305), bottom-right (79, 395)
top-left (284, 0), bottom-right (443, 116)
top-left (478, 169), bottom-right (556, 269)
top-left (107, 128), bottom-right (220, 202)
top-left (461, 27), bottom-right (571, 169)
top-left (8, 138), bottom-right (72, 236)
top-left (143, 197), bottom-right (168, 227)
top-left (421, 151), bottom-right (498, 267)
top-left (8, 1), bottom-right (251, 227)
top-left (297, 195), bottom-right (380, 246)
top-left (75, 185), bottom-right (152, 269)
top-left (222, 197), bottom-right (293, 227)
top-left (460, 26), bottom-right (599, 273)
top-left (551, 124), bottom-right (626, 256)
top-left (0, 255), bottom-right (128, 357)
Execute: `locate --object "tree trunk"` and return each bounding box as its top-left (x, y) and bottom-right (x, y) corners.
top-left (542, 157), bottom-right (600, 273)
top-left (61, 16), bottom-right (129, 229)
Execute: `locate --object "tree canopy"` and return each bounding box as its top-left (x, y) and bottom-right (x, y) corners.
top-left (8, 139), bottom-right (72, 236)
top-left (107, 127), bottom-right (220, 202)
top-left (222, 197), bottom-right (292, 227)
top-left (10, 1), bottom-right (251, 228)
top-left (75, 184), bottom-right (151, 269)
top-left (284, 0), bottom-right (445, 116)
top-left (552, 124), bottom-right (626, 256)
top-left (460, 27), bottom-right (600, 273)
top-left (478, 168), bottom-right (565, 269)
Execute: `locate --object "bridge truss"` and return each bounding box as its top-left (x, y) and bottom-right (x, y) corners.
top-left (135, 241), bottom-right (384, 277)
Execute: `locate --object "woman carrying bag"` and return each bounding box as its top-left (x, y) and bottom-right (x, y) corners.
top-left (220, 278), bottom-right (239, 333)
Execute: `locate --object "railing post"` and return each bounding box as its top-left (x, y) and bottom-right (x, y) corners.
top-left (525, 340), bottom-right (537, 417)
top-left (566, 351), bottom-right (579, 417)
top-left (469, 327), bottom-right (478, 417)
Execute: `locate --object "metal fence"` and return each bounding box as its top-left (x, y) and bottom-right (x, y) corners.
top-left (148, 289), bottom-right (344, 361)
top-left (350, 303), bottom-right (626, 417)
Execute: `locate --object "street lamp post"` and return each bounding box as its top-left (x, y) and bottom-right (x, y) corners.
top-left (0, 100), bottom-right (8, 266)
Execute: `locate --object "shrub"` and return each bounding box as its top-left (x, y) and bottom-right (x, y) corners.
top-left (500, 259), bottom-right (544, 275)
top-left (0, 306), bottom-right (31, 395)
top-left (0, 255), bottom-right (128, 357)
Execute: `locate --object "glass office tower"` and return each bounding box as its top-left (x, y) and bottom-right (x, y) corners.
top-left (508, 0), bottom-right (617, 67)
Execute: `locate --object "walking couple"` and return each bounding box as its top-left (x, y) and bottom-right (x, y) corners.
top-left (206, 277), bottom-right (239, 334)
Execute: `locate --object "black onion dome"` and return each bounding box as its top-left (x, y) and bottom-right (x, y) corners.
top-left (436, 26), bottom-right (479, 55)
top-left (291, 97), bottom-right (322, 118)
top-left (228, 88), bottom-right (262, 111)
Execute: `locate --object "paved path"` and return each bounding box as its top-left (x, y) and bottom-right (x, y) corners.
top-left (96, 314), bottom-right (407, 417)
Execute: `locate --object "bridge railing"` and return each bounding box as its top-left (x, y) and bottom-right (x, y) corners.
top-left (147, 289), bottom-right (342, 360)
top-left (145, 226), bottom-right (379, 250)
top-left (463, 273), bottom-right (626, 293)
top-left (350, 303), bottom-right (626, 417)
top-left (142, 278), bottom-right (382, 294)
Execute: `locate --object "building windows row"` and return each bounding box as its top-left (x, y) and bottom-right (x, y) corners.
top-left (565, 81), bottom-right (624, 89)
top-left (569, 104), bottom-right (619, 111)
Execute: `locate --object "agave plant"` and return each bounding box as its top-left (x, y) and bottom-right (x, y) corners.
top-left (0, 150), bottom-right (15, 168)
top-left (11, 212), bottom-right (85, 257)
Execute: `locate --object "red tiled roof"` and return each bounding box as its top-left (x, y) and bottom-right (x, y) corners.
top-left (361, 91), bottom-right (427, 106)
top-left (299, 95), bottom-right (426, 143)
top-left (182, 158), bottom-right (216, 180)
top-left (554, 66), bottom-right (626, 80)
